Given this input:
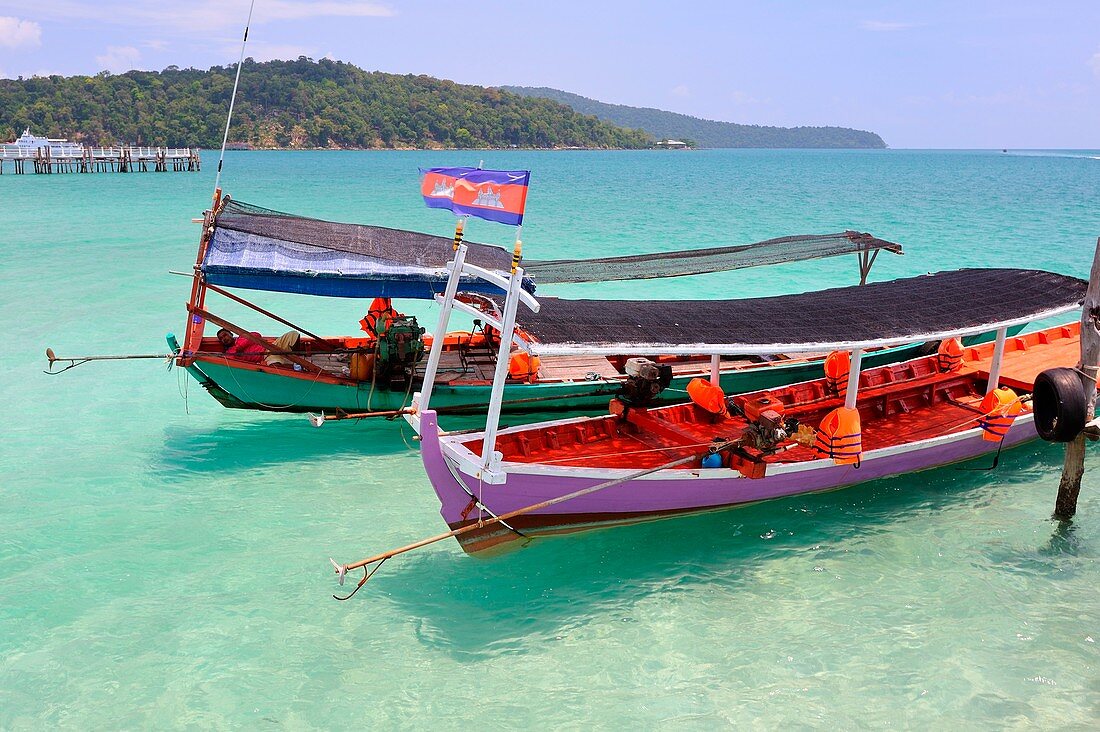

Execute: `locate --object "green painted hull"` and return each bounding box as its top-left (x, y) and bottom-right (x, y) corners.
top-left (172, 328), bottom-right (1019, 417)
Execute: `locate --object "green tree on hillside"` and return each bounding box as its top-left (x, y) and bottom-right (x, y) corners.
top-left (0, 59), bottom-right (653, 149)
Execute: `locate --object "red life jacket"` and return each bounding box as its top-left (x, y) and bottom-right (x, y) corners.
top-left (360, 297), bottom-right (398, 335)
top-left (977, 387), bottom-right (1023, 442)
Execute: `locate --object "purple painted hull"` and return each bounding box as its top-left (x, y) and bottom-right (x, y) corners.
top-left (418, 411), bottom-right (1038, 553)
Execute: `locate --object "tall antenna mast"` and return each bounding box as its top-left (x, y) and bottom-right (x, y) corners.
top-left (212, 0), bottom-right (257, 201)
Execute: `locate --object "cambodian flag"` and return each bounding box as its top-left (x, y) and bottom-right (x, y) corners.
top-left (419, 167), bottom-right (531, 226)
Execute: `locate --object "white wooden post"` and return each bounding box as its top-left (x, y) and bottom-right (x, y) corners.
top-left (710, 354), bottom-right (721, 386)
top-left (844, 348), bottom-right (863, 410)
top-left (986, 326), bottom-right (1008, 394)
top-left (481, 266), bottom-right (525, 476)
top-left (417, 243), bottom-right (468, 415)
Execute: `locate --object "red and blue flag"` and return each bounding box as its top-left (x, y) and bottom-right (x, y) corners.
top-left (420, 167), bottom-right (530, 226)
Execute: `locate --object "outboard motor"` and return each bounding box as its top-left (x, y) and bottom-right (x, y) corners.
top-left (736, 393), bottom-right (798, 450)
top-left (619, 357), bottom-right (673, 406)
top-left (375, 315), bottom-right (426, 386)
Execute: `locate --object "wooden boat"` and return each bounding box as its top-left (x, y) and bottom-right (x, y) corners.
top-left (176, 193), bottom-right (1021, 419)
top-left (401, 257), bottom-right (1090, 554)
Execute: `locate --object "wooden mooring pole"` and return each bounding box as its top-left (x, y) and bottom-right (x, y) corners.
top-left (1054, 236), bottom-right (1100, 520)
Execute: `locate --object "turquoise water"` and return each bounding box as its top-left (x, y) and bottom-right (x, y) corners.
top-left (2, 150), bottom-right (1099, 728)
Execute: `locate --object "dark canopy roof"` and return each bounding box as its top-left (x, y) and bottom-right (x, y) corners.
top-left (200, 199), bottom-right (903, 298)
top-left (525, 231), bottom-right (902, 283)
top-left (202, 199), bottom-right (530, 299)
top-left (517, 268), bottom-right (1086, 356)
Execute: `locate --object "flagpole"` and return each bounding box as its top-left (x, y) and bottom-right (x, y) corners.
top-left (511, 225), bottom-right (523, 274)
top-left (452, 217), bottom-right (465, 251)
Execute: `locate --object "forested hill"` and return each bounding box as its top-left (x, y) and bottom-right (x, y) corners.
top-left (0, 59), bottom-right (652, 149)
top-left (503, 86), bottom-right (886, 149)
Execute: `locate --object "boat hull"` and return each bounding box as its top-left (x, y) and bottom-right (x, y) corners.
top-left (419, 410), bottom-right (1038, 554)
top-left (175, 331), bottom-right (1013, 415)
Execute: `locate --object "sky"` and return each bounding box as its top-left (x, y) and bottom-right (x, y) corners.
top-left (1, 1), bottom-right (1098, 148)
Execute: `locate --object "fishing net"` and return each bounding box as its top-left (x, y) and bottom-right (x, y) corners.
top-left (203, 198), bottom-right (532, 298)
top-left (524, 232), bottom-right (903, 283)
top-left (208, 200), bottom-right (903, 291)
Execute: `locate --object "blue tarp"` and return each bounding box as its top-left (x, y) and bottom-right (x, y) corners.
top-left (201, 199), bottom-right (532, 299)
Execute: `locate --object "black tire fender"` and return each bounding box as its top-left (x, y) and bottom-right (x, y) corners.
top-left (1032, 367), bottom-right (1087, 443)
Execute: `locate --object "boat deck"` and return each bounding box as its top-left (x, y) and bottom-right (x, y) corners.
top-left (962, 323), bottom-right (1083, 391)
top-left (466, 322), bottom-right (1085, 473)
top-left (472, 355), bottom-right (990, 471)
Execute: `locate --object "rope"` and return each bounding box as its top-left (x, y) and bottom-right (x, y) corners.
top-left (936, 393), bottom-right (1030, 438)
top-left (215, 353), bottom-right (329, 411)
top-left (365, 340), bottom-right (380, 411)
top-left (331, 439), bottom-right (740, 598)
top-left (1072, 365), bottom-right (1099, 384)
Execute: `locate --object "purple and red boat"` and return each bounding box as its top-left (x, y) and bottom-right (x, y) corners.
top-left (389, 255), bottom-right (1090, 556)
top-left (329, 238), bottom-right (1099, 594)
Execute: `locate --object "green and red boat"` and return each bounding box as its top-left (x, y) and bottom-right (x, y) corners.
top-left (170, 193), bottom-right (1014, 420)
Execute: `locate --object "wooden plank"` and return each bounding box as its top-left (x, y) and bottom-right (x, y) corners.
top-left (967, 335), bottom-right (1087, 391)
top-left (538, 354), bottom-right (621, 381)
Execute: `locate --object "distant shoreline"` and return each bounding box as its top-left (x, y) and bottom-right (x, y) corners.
top-left (218, 146), bottom-right (897, 152)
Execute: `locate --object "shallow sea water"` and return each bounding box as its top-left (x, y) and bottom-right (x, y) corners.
top-left (1, 149), bottom-right (1099, 728)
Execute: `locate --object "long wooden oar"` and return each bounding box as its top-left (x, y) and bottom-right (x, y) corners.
top-left (330, 438), bottom-right (736, 599)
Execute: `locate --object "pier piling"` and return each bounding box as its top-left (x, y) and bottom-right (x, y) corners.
top-left (1054, 237), bottom-right (1100, 520)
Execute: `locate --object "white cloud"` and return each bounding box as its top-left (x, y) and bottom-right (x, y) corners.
top-left (142, 39), bottom-right (168, 51)
top-left (0, 2), bottom-right (393, 32)
top-left (0, 16), bottom-right (42, 48)
top-left (859, 20), bottom-right (917, 32)
top-left (671, 84), bottom-right (690, 97)
top-left (253, 1), bottom-right (393, 23)
top-left (96, 45), bottom-right (141, 73)
top-left (1090, 50), bottom-right (1100, 78)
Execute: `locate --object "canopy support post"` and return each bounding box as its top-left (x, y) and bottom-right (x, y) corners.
top-left (417, 244), bottom-right (469, 418)
top-left (1055, 237), bottom-right (1100, 520)
top-left (985, 326), bottom-right (1009, 394)
top-left (181, 199), bottom-right (219, 365)
top-left (844, 348), bottom-right (863, 410)
top-left (481, 267), bottom-right (525, 480)
top-left (857, 247), bottom-right (879, 286)
top-left (710, 354), bottom-right (721, 386)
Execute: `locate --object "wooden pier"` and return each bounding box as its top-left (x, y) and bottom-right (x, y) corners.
top-left (0, 146), bottom-right (200, 175)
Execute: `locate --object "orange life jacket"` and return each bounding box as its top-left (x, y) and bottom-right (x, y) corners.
top-left (687, 378), bottom-right (727, 415)
top-left (977, 387), bottom-right (1023, 442)
top-left (360, 297), bottom-right (399, 336)
top-left (823, 351), bottom-right (851, 396)
top-left (937, 338), bottom-right (964, 373)
top-left (508, 351), bottom-right (541, 382)
top-left (815, 406), bottom-right (862, 465)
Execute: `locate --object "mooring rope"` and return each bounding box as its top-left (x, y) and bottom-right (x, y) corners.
top-left (330, 439), bottom-right (738, 600)
top-left (216, 353), bottom-right (329, 411)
